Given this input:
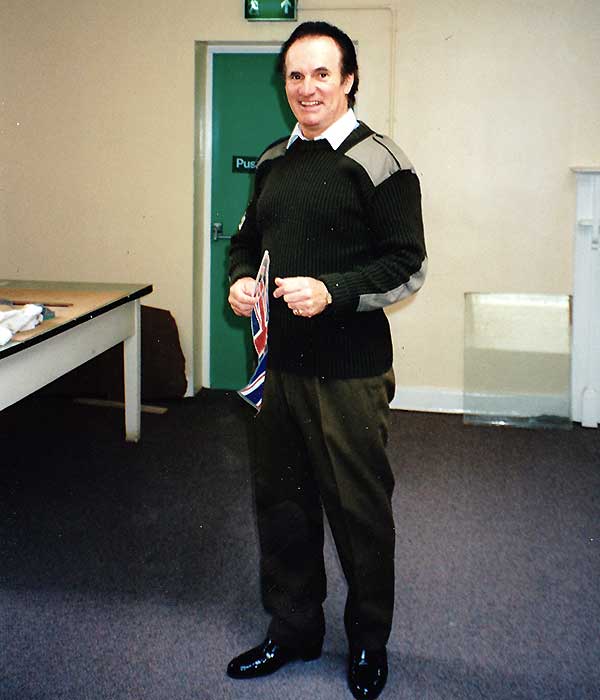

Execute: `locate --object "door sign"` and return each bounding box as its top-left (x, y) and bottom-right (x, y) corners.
top-left (232, 155), bottom-right (258, 173)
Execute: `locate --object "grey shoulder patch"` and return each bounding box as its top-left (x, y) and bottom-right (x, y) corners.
top-left (345, 134), bottom-right (415, 187)
top-left (257, 140), bottom-right (287, 168)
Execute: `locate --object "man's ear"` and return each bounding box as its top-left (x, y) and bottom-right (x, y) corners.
top-left (343, 73), bottom-right (354, 95)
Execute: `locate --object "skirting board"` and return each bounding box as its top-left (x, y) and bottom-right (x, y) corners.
top-left (391, 387), bottom-right (463, 414)
top-left (393, 388), bottom-right (574, 422)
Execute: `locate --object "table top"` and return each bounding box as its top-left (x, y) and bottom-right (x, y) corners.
top-left (0, 280), bottom-right (153, 359)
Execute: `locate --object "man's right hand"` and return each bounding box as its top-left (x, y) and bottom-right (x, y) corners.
top-left (228, 277), bottom-right (257, 317)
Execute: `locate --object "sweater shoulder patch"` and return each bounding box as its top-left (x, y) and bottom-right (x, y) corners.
top-left (257, 137), bottom-right (288, 168)
top-left (344, 133), bottom-right (415, 187)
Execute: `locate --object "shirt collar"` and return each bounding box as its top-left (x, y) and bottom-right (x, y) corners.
top-left (287, 109), bottom-right (359, 151)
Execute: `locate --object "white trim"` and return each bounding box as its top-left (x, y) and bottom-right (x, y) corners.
top-left (462, 392), bottom-right (570, 419)
top-left (201, 51), bottom-right (213, 388)
top-left (391, 387), bottom-right (572, 421)
top-left (202, 44), bottom-right (281, 389)
top-left (391, 386), bottom-right (464, 414)
top-left (571, 168), bottom-right (600, 427)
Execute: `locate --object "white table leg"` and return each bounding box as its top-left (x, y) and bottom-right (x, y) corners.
top-left (124, 300), bottom-right (141, 442)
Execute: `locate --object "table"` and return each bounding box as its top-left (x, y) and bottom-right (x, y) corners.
top-left (0, 280), bottom-right (153, 441)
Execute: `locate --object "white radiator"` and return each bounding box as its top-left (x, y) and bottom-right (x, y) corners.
top-left (571, 167), bottom-right (600, 428)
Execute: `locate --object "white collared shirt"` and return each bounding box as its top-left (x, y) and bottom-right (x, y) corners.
top-left (287, 109), bottom-right (359, 151)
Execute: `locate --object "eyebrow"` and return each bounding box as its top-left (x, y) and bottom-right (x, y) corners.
top-left (288, 66), bottom-right (331, 76)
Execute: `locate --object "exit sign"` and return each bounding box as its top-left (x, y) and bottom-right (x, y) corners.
top-left (245, 0), bottom-right (297, 21)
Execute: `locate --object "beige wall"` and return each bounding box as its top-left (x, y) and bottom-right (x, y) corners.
top-left (393, 0), bottom-right (600, 408)
top-left (2, 0), bottom-right (599, 406)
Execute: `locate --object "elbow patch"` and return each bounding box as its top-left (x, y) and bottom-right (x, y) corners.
top-left (357, 257), bottom-right (427, 312)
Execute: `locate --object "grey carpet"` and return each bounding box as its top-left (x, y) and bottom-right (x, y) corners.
top-left (1, 391), bottom-right (598, 699)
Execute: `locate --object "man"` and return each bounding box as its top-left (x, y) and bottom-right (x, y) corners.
top-left (226, 21), bottom-right (426, 700)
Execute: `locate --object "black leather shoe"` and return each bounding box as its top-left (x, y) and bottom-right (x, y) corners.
top-left (226, 637), bottom-right (322, 679)
top-left (348, 648), bottom-right (388, 699)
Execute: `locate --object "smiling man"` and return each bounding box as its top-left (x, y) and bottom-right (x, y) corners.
top-left (227, 21), bottom-right (427, 700)
top-left (284, 33), bottom-right (353, 139)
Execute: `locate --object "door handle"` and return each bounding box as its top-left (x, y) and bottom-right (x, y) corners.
top-left (212, 222), bottom-right (232, 241)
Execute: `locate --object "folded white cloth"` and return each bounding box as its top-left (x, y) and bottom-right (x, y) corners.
top-left (0, 304), bottom-right (44, 345)
top-left (0, 326), bottom-right (12, 345)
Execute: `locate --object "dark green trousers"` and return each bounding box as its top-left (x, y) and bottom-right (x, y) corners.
top-left (251, 367), bottom-right (396, 652)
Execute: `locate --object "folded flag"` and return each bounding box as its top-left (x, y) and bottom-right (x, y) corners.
top-left (238, 352), bottom-right (267, 411)
top-left (238, 250), bottom-right (270, 411)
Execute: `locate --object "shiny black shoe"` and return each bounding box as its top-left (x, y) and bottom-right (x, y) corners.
top-left (348, 648), bottom-right (388, 699)
top-left (226, 637), bottom-right (322, 679)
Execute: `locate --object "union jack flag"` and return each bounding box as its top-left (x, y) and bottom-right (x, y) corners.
top-left (238, 250), bottom-right (270, 411)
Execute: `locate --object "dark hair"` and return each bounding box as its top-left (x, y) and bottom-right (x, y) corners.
top-left (277, 21), bottom-right (359, 108)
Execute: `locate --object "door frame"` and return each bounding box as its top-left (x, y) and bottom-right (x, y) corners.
top-left (198, 43), bottom-right (283, 389)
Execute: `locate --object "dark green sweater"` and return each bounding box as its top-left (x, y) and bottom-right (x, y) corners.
top-left (229, 122), bottom-right (427, 379)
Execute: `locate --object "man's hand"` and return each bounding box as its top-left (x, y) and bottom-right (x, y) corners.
top-left (273, 276), bottom-right (330, 318)
top-left (229, 277), bottom-right (257, 317)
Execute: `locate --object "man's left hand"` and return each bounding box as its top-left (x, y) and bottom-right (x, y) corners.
top-left (273, 276), bottom-right (330, 318)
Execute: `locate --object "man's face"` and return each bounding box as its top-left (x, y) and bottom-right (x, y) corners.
top-left (284, 35), bottom-right (354, 139)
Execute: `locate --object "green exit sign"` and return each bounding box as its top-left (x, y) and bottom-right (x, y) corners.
top-left (245, 0), bottom-right (297, 21)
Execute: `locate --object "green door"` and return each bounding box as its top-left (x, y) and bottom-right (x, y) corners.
top-left (209, 49), bottom-right (295, 389)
